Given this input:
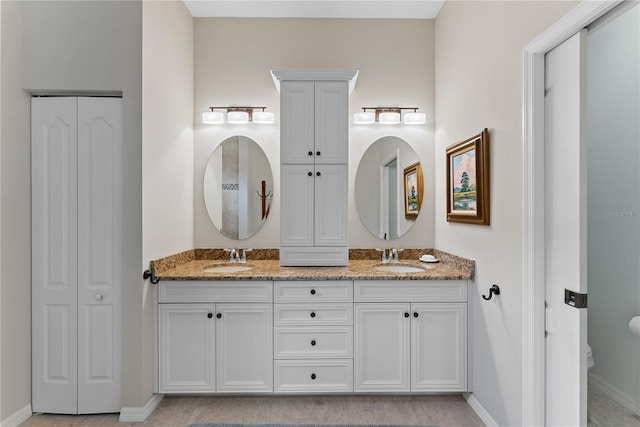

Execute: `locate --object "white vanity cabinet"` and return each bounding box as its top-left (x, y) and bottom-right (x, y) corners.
top-left (273, 281), bottom-right (354, 392)
top-left (354, 280), bottom-right (468, 392)
top-left (158, 281), bottom-right (273, 393)
top-left (274, 70), bottom-right (358, 266)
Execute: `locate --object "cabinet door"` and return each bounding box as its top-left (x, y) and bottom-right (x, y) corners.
top-left (314, 164), bottom-right (348, 246)
top-left (281, 164), bottom-right (315, 246)
top-left (216, 304), bottom-right (273, 392)
top-left (315, 82), bottom-right (348, 164)
top-left (281, 81), bottom-right (315, 164)
top-left (411, 303), bottom-right (467, 391)
top-left (158, 304), bottom-right (215, 393)
top-left (354, 303), bottom-right (410, 391)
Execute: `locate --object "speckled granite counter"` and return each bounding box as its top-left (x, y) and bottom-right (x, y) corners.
top-left (150, 248), bottom-right (474, 281)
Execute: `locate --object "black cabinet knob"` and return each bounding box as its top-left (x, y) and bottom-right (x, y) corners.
top-left (311, 340), bottom-right (316, 346)
top-left (310, 289), bottom-right (316, 295)
top-left (207, 313), bottom-right (213, 319)
top-left (413, 312), bottom-right (419, 318)
top-left (316, 151), bottom-right (321, 156)
top-left (316, 171), bottom-right (321, 176)
top-left (310, 312), bottom-right (316, 318)
top-left (404, 312), bottom-right (409, 318)
top-left (311, 373), bottom-right (317, 380)
top-left (307, 171), bottom-right (312, 176)
top-left (216, 313), bottom-right (222, 319)
top-left (308, 151), bottom-right (313, 156)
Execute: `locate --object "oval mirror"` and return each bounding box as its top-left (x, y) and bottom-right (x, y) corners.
top-left (204, 135), bottom-right (273, 240)
top-left (355, 136), bottom-right (423, 240)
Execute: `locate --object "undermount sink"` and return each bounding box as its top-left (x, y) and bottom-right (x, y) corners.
top-left (203, 265), bottom-right (253, 273)
top-left (374, 264), bottom-right (425, 273)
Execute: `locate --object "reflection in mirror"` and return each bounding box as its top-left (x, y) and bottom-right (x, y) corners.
top-left (355, 136), bottom-right (423, 240)
top-left (204, 135), bottom-right (273, 240)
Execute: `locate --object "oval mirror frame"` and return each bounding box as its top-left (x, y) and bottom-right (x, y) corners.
top-left (355, 136), bottom-right (423, 240)
top-left (203, 135), bottom-right (273, 240)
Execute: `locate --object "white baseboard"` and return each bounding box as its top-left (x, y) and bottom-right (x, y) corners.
top-left (464, 393), bottom-right (499, 427)
top-left (0, 404), bottom-right (32, 427)
top-left (589, 373), bottom-right (640, 416)
top-left (119, 393), bottom-right (163, 423)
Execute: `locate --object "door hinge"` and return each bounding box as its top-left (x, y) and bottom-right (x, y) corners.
top-left (564, 289), bottom-right (588, 309)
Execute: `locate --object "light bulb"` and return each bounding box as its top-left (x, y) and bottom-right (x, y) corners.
top-left (253, 111), bottom-right (275, 124)
top-left (227, 110), bottom-right (249, 124)
top-left (378, 111), bottom-right (401, 124)
top-left (354, 112), bottom-right (375, 124)
top-left (202, 111), bottom-right (224, 124)
top-left (403, 112), bottom-right (426, 125)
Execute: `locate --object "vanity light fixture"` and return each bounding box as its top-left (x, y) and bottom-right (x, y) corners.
top-left (202, 107), bottom-right (275, 125)
top-left (354, 107), bottom-right (426, 125)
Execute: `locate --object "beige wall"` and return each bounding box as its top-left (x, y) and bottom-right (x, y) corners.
top-left (142, 0), bottom-right (194, 396)
top-left (0, 1), bottom-right (31, 421)
top-left (21, 0), bottom-right (146, 408)
top-left (434, 1), bottom-right (578, 425)
top-left (194, 18), bottom-right (436, 249)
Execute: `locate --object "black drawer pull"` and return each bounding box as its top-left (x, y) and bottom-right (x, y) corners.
top-left (404, 312), bottom-right (409, 318)
top-left (216, 313), bottom-right (222, 319)
top-left (316, 151), bottom-right (321, 156)
top-left (316, 171), bottom-right (321, 176)
top-left (413, 312), bottom-right (419, 318)
top-left (310, 289), bottom-right (316, 295)
top-left (307, 171), bottom-right (312, 176)
top-left (308, 151), bottom-right (313, 156)
top-left (311, 373), bottom-right (317, 380)
top-left (310, 312), bottom-right (316, 318)
top-left (207, 313), bottom-right (213, 319)
top-left (311, 340), bottom-right (316, 346)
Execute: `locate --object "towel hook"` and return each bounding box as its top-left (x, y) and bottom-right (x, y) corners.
top-left (482, 284), bottom-right (500, 301)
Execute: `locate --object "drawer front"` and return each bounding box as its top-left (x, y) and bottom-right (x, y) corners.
top-left (274, 281), bottom-right (353, 303)
top-left (274, 359), bottom-right (353, 392)
top-left (274, 303), bottom-right (353, 325)
top-left (274, 326), bottom-right (353, 359)
top-left (354, 280), bottom-right (467, 303)
top-left (159, 281), bottom-right (272, 303)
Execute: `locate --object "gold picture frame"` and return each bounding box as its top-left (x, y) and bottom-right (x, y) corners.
top-left (446, 128), bottom-right (490, 225)
top-left (403, 162), bottom-right (423, 219)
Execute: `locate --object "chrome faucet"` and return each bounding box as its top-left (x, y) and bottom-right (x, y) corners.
top-left (390, 248), bottom-right (404, 263)
top-left (224, 248), bottom-right (238, 263)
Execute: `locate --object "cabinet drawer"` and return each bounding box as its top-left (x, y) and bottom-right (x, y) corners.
top-left (354, 280), bottom-right (467, 303)
top-left (274, 281), bottom-right (353, 302)
top-left (274, 303), bottom-right (353, 325)
top-left (274, 359), bottom-right (353, 392)
top-left (158, 281), bottom-right (272, 303)
top-left (274, 326), bottom-right (353, 359)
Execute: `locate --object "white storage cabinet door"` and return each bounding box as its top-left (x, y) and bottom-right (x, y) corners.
top-left (354, 303), bottom-right (410, 391)
top-left (216, 304), bottom-right (274, 392)
top-left (159, 303), bottom-right (216, 393)
top-left (281, 164), bottom-right (315, 246)
top-left (411, 303), bottom-right (467, 391)
top-left (314, 164), bottom-right (348, 246)
top-left (314, 81), bottom-right (348, 164)
top-left (280, 81), bottom-right (315, 164)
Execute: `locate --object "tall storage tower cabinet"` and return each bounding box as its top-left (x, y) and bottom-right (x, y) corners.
top-left (271, 70), bottom-right (358, 266)
top-left (31, 97), bottom-right (123, 414)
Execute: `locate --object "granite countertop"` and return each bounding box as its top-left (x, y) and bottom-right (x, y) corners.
top-left (150, 249), bottom-right (474, 282)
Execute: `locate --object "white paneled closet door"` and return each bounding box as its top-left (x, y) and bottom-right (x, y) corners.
top-left (32, 97), bottom-right (123, 414)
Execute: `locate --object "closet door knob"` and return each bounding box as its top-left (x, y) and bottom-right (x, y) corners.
top-left (404, 312), bottom-right (410, 318)
top-left (307, 171), bottom-right (313, 177)
top-left (316, 151), bottom-right (321, 156)
top-left (207, 313), bottom-right (213, 319)
top-left (308, 151), bottom-right (313, 156)
top-left (216, 313), bottom-right (222, 319)
top-left (316, 171), bottom-right (321, 177)
top-left (413, 312), bottom-right (419, 318)
top-left (95, 293), bottom-right (103, 301)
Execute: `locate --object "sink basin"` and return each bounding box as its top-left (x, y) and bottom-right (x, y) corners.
top-left (374, 264), bottom-right (425, 273)
top-left (203, 265), bottom-right (253, 273)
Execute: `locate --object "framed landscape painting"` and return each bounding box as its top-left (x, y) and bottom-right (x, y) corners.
top-left (403, 162), bottom-right (423, 219)
top-left (446, 128), bottom-right (490, 225)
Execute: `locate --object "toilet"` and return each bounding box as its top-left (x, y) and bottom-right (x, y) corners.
top-left (587, 344), bottom-right (595, 370)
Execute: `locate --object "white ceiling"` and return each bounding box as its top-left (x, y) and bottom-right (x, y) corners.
top-left (183, 0), bottom-right (445, 19)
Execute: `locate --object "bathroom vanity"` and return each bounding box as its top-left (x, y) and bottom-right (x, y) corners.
top-left (151, 249), bottom-right (473, 395)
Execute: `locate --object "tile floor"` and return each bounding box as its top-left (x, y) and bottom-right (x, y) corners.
top-left (21, 395), bottom-right (485, 427)
top-left (588, 387), bottom-right (640, 427)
